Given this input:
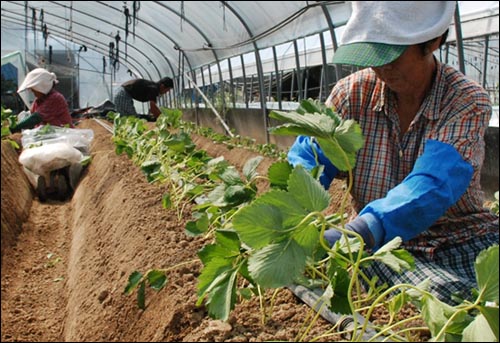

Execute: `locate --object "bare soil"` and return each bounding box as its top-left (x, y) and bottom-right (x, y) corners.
top-left (0, 118), bottom-right (416, 342)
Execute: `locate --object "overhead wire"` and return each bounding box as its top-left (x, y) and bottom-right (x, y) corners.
top-left (177, 1), bottom-right (344, 52)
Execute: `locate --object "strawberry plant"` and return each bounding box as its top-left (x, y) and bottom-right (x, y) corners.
top-left (115, 103), bottom-right (498, 341)
top-left (1, 106), bottom-right (20, 149)
top-left (269, 98), bottom-right (364, 172)
top-left (186, 155), bottom-right (264, 237)
top-left (195, 99), bottom-right (499, 341)
top-left (124, 269), bottom-right (168, 310)
top-left (115, 112), bottom-right (266, 309)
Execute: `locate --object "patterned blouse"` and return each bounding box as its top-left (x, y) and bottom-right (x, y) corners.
top-left (31, 89), bottom-right (74, 128)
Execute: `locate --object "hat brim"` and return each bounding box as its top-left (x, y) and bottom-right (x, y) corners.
top-left (332, 42), bottom-right (407, 67)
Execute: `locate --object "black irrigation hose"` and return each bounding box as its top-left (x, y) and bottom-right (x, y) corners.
top-left (287, 284), bottom-right (390, 342)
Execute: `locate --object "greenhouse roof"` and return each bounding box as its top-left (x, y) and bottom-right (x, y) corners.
top-left (2, 1), bottom-right (353, 80)
top-left (2, 1), bottom-right (498, 81)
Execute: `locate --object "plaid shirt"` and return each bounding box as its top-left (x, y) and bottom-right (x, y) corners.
top-left (114, 86), bottom-right (138, 116)
top-left (327, 61), bottom-right (498, 254)
top-left (31, 89), bottom-right (74, 128)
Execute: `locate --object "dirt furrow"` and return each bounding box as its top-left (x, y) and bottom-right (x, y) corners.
top-left (1, 199), bottom-right (71, 342)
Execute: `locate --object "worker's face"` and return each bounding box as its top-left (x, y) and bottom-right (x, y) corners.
top-left (30, 88), bottom-right (45, 99)
top-left (371, 45), bottom-right (431, 94)
top-left (159, 84), bottom-right (171, 95)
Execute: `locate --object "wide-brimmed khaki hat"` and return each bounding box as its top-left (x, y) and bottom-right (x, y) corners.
top-left (333, 1), bottom-right (456, 67)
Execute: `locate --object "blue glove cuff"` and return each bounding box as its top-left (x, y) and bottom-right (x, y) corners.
top-left (357, 213), bottom-right (384, 249)
top-left (358, 139), bottom-right (473, 246)
top-left (345, 214), bottom-right (383, 249)
top-left (324, 213), bottom-right (384, 249)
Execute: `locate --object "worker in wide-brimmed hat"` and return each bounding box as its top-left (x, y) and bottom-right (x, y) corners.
top-left (13, 67), bottom-right (74, 131)
top-left (287, 1), bottom-right (498, 304)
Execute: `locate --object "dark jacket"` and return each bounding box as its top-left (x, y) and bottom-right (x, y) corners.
top-left (122, 79), bottom-right (160, 102)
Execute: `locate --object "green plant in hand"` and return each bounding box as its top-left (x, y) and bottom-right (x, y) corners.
top-left (116, 102), bottom-right (498, 341)
top-left (269, 98), bottom-right (364, 172)
top-left (196, 99), bottom-right (368, 323)
top-left (268, 99), bottom-right (499, 342)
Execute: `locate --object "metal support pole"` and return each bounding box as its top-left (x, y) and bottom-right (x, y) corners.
top-left (184, 73), bottom-right (234, 138)
top-left (482, 35), bottom-right (490, 88)
top-left (453, 3), bottom-right (466, 74)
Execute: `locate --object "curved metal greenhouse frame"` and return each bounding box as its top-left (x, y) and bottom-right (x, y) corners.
top-left (2, 2), bottom-right (498, 124)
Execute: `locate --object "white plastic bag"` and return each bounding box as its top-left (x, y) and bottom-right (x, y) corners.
top-left (17, 110), bottom-right (31, 121)
top-left (21, 125), bottom-right (94, 156)
top-left (19, 125), bottom-right (94, 193)
top-left (19, 142), bottom-right (83, 176)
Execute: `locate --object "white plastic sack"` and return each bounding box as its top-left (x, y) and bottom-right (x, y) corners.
top-left (21, 125), bottom-right (94, 156)
top-left (19, 142), bottom-right (83, 176)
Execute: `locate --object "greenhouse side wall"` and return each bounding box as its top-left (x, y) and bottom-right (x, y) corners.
top-left (182, 108), bottom-right (296, 149)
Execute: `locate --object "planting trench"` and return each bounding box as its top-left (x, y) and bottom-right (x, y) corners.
top-left (1, 118), bottom-right (424, 342)
top-left (1, 118), bottom-right (342, 342)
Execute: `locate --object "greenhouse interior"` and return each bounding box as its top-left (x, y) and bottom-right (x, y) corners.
top-left (1, 1), bottom-right (499, 342)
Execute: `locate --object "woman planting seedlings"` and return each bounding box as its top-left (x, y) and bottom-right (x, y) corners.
top-left (287, 1), bottom-right (499, 304)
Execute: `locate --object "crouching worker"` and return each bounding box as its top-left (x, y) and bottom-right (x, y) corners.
top-left (13, 68), bottom-right (87, 201)
top-left (288, 1), bottom-right (499, 305)
top-left (113, 77), bottom-right (174, 120)
top-left (12, 67), bottom-right (74, 131)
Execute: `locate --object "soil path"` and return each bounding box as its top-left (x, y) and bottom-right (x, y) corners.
top-left (1, 119), bottom-right (348, 342)
top-left (1, 200), bottom-right (70, 341)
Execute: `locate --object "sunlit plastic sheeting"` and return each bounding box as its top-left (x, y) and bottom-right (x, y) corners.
top-left (491, 106), bottom-right (499, 127)
top-left (1, 1), bottom-right (168, 79)
top-left (194, 30), bottom-right (345, 85)
top-left (212, 1), bottom-right (351, 50)
top-left (1, 50), bottom-right (32, 108)
top-left (142, 1), bottom-right (350, 71)
top-left (1, 0), bottom-right (498, 109)
top-left (2, 1), bottom-right (497, 81)
top-left (448, 1), bottom-right (499, 41)
top-left (0, 1), bottom-right (351, 80)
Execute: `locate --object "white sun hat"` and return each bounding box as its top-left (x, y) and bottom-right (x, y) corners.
top-left (17, 68), bottom-right (59, 95)
top-left (333, 1), bottom-right (456, 67)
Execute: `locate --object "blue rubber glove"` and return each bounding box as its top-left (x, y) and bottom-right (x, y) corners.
top-left (324, 213), bottom-right (383, 249)
top-left (288, 135), bottom-right (339, 189)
